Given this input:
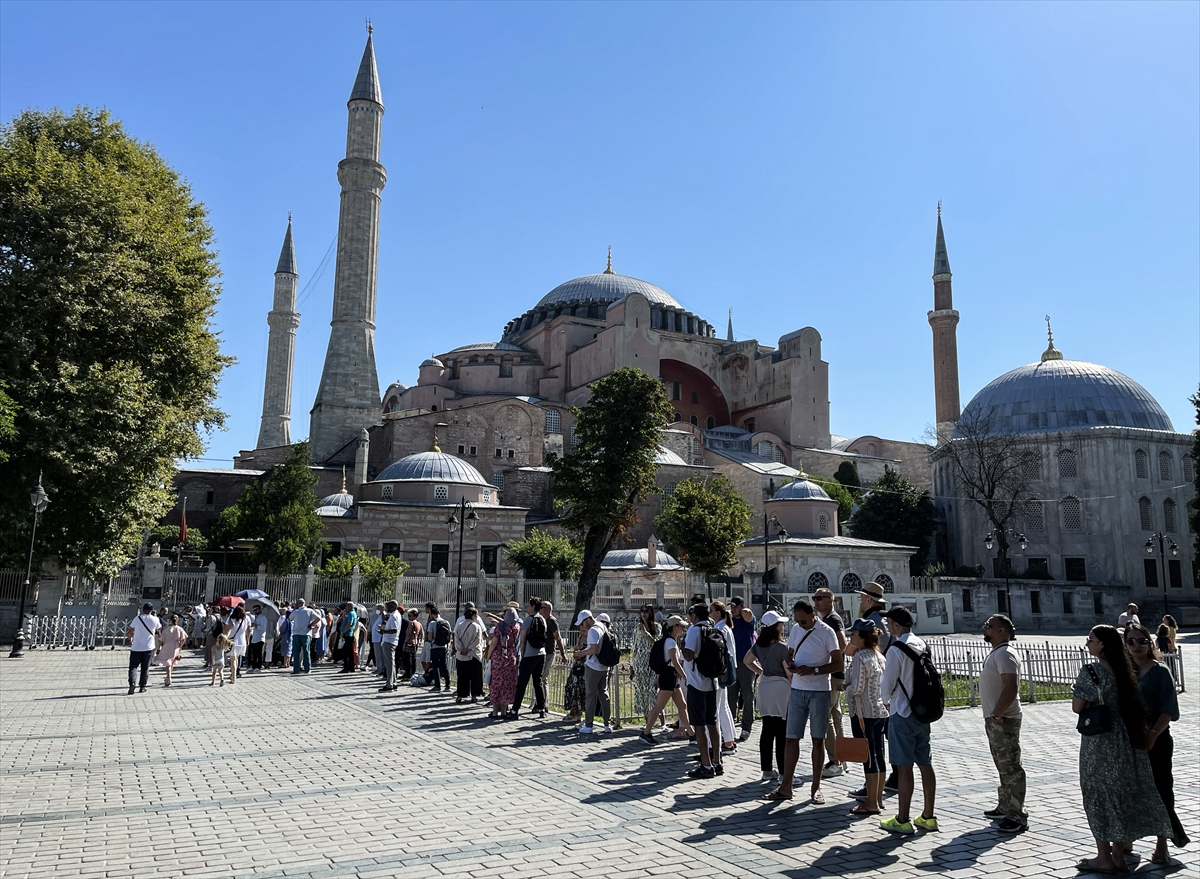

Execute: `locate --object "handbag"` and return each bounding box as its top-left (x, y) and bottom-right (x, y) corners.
top-left (1076, 665), bottom-right (1113, 736)
top-left (835, 735), bottom-right (870, 764)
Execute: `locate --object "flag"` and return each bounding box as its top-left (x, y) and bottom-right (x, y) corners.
top-left (179, 498), bottom-right (188, 548)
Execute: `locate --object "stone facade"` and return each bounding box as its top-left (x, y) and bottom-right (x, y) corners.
top-left (171, 468), bottom-right (263, 535)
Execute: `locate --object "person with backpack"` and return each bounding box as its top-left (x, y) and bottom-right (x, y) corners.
top-left (574, 610), bottom-right (617, 733)
top-left (879, 605), bottom-right (939, 835)
top-left (639, 615), bottom-right (692, 745)
top-left (508, 597), bottom-right (550, 719)
top-left (763, 599), bottom-right (842, 804)
top-left (682, 602), bottom-right (727, 778)
top-left (201, 606), bottom-right (221, 669)
top-left (425, 603), bottom-right (452, 692)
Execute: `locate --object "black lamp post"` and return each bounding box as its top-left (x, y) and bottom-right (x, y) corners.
top-left (10, 472), bottom-right (50, 658)
top-left (983, 528), bottom-right (1026, 611)
top-left (762, 512), bottom-right (788, 610)
top-left (1144, 532), bottom-right (1179, 618)
top-left (447, 496), bottom-right (478, 623)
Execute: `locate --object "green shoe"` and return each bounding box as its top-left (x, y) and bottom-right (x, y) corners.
top-left (880, 815), bottom-right (915, 835)
top-left (913, 815), bottom-right (940, 833)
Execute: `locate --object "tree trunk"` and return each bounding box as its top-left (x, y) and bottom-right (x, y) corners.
top-left (573, 524), bottom-right (614, 624)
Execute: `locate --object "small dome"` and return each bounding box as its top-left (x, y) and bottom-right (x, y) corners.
top-left (319, 489), bottom-right (354, 510)
top-left (602, 547), bottom-right (682, 568)
top-left (420, 357), bottom-right (444, 368)
top-left (955, 359), bottom-right (1172, 437)
top-left (772, 477), bottom-right (831, 501)
top-left (315, 502), bottom-right (356, 518)
top-left (654, 445), bottom-right (687, 466)
top-left (375, 451), bottom-right (490, 486)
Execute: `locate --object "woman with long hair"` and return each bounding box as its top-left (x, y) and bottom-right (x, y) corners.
top-left (639, 616), bottom-right (692, 744)
top-left (845, 619), bottom-right (887, 815)
top-left (631, 604), bottom-right (661, 722)
top-left (744, 610), bottom-right (790, 781)
top-left (487, 607), bottom-right (520, 718)
top-left (1124, 622), bottom-right (1189, 864)
top-left (226, 606), bottom-right (250, 684)
top-left (1159, 615), bottom-right (1177, 652)
top-left (1071, 625), bottom-right (1171, 873)
top-left (710, 600), bottom-right (739, 756)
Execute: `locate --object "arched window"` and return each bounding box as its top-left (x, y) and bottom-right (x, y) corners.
top-left (1159, 450), bottom-right (1172, 481)
top-left (807, 572), bottom-right (829, 590)
top-left (1139, 496), bottom-right (1153, 531)
top-left (690, 390), bottom-right (698, 404)
top-left (1164, 499), bottom-right (1177, 533)
top-left (544, 409), bottom-right (561, 433)
top-left (1025, 500), bottom-right (1044, 531)
top-left (1135, 449), bottom-right (1148, 479)
top-left (492, 471), bottom-right (504, 490)
top-left (499, 356), bottom-right (513, 378)
top-left (671, 381), bottom-right (681, 401)
top-left (1021, 451), bottom-right (1040, 479)
top-left (1184, 457), bottom-right (1195, 483)
top-left (1061, 496), bottom-right (1082, 530)
top-left (841, 572), bottom-right (862, 594)
top-left (673, 411), bottom-right (682, 423)
top-left (875, 574), bottom-right (894, 593)
top-left (818, 514), bottom-right (828, 532)
top-left (690, 415), bottom-right (699, 426)
top-left (867, 443), bottom-right (877, 457)
top-left (1058, 449), bottom-right (1077, 478)
top-left (706, 415), bottom-right (716, 429)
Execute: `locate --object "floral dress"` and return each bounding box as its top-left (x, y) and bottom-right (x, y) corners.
top-left (1072, 661), bottom-right (1171, 843)
top-left (564, 634), bottom-right (588, 714)
top-left (631, 622), bottom-right (660, 718)
top-left (487, 624), bottom-right (519, 709)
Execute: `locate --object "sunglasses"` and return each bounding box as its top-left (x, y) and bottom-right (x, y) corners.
top-left (1125, 638), bottom-right (1150, 646)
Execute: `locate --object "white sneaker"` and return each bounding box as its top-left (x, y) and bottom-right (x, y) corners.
top-left (577, 725), bottom-right (594, 734)
top-left (822, 763), bottom-right (844, 778)
top-left (602, 724), bottom-right (613, 733)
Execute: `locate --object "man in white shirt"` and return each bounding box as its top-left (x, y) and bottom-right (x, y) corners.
top-left (980, 613), bottom-right (1026, 833)
top-left (368, 604), bottom-right (385, 676)
top-left (377, 601), bottom-right (403, 691)
top-left (683, 603), bottom-right (723, 778)
top-left (573, 610), bottom-right (612, 734)
top-left (765, 599), bottom-right (841, 804)
top-left (126, 603), bottom-right (162, 695)
top-left (1117, 603), bottom-right (1140, 631)
top-left (879, 606), bottom-right (938, 834)
top-left (288, 599), bottom-right (320, 675)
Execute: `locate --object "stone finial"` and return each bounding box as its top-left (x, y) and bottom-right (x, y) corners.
top-left (1041, 315), bottom-right (1063, 362)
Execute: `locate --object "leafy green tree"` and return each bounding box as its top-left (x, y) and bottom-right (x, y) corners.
top-left (320, 547), bottom-right (409, 594)
top-left (148, 524), bottom-right (207, 553)
top-left (212, 443), bottom-right (325, 574)
top-left (849, 468), bottom-right (936, 575)
top-left (809, 475), bottom-right (856, 531)
top-left (504, 528), bottom-right (583, 578)
top-left (0, 108), bottom-right (231, 575)
top-left (0, 380), bottom-right (16, 464)
top-left (655, 476), bottom-right (752, 591)
top-left (834, 461), bottom-right (861, 497)
top-left (548, 367), bottom-right (672, 618)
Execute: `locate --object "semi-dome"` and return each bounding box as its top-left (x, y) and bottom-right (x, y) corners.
top-left (375, 451), bottom-right (490, 486)
top-left (654, 445), bottom-right (687, 466)
top-left (955, 359), bottom-right (1172, 437)
top-left (536, 273), bottom-right (682, 310)
top-left (772, 477), bottom-right (832, 501)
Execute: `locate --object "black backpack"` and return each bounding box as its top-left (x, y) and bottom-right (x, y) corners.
top-left (694, 622), bottom-right (730, 684)
top-left (433, 619), bottom-right (452, 647)
top-left (596, 627), bottom-right (621, 667)
top-left (526, 614), bottom-right (547, 650)
top-left (892, 640), bottom-right (944, 724)
top-left (648, 635), bottom-right (670, 675)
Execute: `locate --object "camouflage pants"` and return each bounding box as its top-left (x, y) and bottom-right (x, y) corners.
top-left (984, 716), bottom-right (1027, 819)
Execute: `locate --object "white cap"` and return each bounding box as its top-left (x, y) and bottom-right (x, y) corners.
top-left (596, 613), bottom-right (611, 624)
top-left (761, 610), bottom-right (784, 626)
top-left (574, 610), bottom-right (594, 626)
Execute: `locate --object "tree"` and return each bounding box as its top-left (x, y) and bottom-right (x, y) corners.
top-left (808, 475), bottom-right (856, 531)
top-left (655, 476), bottom-right (752, 591)
top-left (1190, 386), bottom-right (1200, 557)
top-left (0, 380), bottom-right (15, 463)
top-left (320, 547), bottom-right (408, 594)
top-left (212, 443), bottom-right (325, 574)
top-left (928, 408), bottom-right (1036, 573)
top-left (0, 108), bottom-right (231, 575)
top-left (849, 468), bottom-right (936, 575)
top-left (834, 461), bottom-right (861, 497)
top-left (548, 367), bottom-right (672, 619)
top-left (503, 528), bottom-right (583, 579)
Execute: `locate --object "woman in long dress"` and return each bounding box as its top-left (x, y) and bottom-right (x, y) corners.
top-left (1071, 625), bottom-right (1171, 873)
top-left (631, 604), bottom-right (660, 721)
top-left (154, 614), bottom-right (188, 687)
top-left (487, 608), bottom-right (520, 718)
top-left (563, 631), bottom-right (588, 720)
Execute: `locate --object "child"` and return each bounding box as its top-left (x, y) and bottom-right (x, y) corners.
top-left (210, 634), bottom-right (232, 687)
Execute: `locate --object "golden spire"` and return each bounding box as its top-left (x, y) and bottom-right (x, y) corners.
top-left (1041, 314), bottom-right (1063, 362)
top-left (431, 428), bottom-right (441, 453)
top-left (604, 245), bottom-right (613, 274)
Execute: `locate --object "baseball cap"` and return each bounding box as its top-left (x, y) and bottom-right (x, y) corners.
top-left (141, 603), bottom-right (153, 612)
top-left (574, 610), bottom-right (594, 626)
top-left (664, 615), bottom-right (686, 629)
top-left (596, 613), bottom-right (611, 624)
top-left (884, 606), bottom-right (914, 627)
top-left (849, 617), bottom-right (883, 634)
top-left (761, 610), bottom-right (785, 626)
top-left (730, 596), bottom-right (745, 606)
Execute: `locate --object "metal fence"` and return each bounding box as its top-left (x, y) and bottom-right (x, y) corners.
top-left (164, 570), bottom-right (207, 606)
top-left (0, 569), bottom-right (26, 605)
top-left (312, 577), bottom-right (351, 606)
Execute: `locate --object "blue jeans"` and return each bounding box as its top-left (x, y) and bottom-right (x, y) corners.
top-left (292, 634), bottom-right (311, 673)
top-left (887, 711), bottom-right (931, 766)
top-left (785, 688), bottom-right (831, 740)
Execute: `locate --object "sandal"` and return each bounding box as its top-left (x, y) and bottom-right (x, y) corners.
top-left (1150, 854), bottom-right (1170, 866)
top-left (811, 790), bottom-right (826, 805)
top-left (761, 789), bottom-right (793, 801)
top-left (849, 805), bottom-right (879, 815)
top-left (1075, 859), bottom-right (1116, 874)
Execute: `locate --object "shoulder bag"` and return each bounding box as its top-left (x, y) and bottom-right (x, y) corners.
top-left (1076, 665), bottom-right (1113, 736)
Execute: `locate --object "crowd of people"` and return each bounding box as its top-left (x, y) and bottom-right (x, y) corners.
top-left (123, 585), bottom-right (1190, 866)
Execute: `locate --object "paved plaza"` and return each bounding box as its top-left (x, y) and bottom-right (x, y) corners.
top-left (1, 635), bottom-right (1196, 879)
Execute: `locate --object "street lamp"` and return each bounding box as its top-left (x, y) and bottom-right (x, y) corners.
top-left (1144, 532), bottom-right (1179, 618)
top-left (10, 472), bottom-right (50, 658)
top-left (762, 512), bottom-right (788, 610)
top-left (447, 496), bottom-right (479, 623)
top-left (982, 528), bottom-right (1026, 613)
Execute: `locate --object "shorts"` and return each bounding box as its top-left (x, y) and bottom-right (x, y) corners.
top-left (687, 685), bottom-right (717, 726)
top-left (785, 688), bottom-right (831, 740)
top-left (212, 653), bottom-right (226, 667)
top-left (887, 712), bottom-right (932, 767)
top-left (657, 669), bottom-right (678, 692)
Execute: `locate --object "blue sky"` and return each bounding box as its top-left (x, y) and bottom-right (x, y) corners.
top-left (3, 1), bottom-right (1197, 465)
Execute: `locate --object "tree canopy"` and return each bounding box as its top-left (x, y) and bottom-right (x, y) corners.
top-left (548, 367), bottom-right (672, 617)
top-left (655, 475), bottom-right (752, 583)
top-left (834, 461), bottom-right (861, 497)
top-left (209, 443), bottom-right (325, 574)
top-left (148, 523), bottom-right (207, 553)
top-left (849, 468), bottom-right (936, 575)
top-left (0, 380), bottom-right (15, 464)
top-left (320, 547), bottom-right (408, 594)
top-left (503, 528), bottom-right (583, 579)
top-left (808, 475), bottom-right (856, 531)
top-left (0, 108), bottom-right (231, 575)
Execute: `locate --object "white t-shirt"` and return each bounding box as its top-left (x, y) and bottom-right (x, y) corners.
top-left (380, 610), bottom-right (403, 645)
top-left (369, 611), bottom-right (384, 643)
top-left (1117, 612), bottom-right (1140, 630)
top-left (787, 619), bottom-right (840, 692)
top-left (881, 632), bottom-right (927, 718)
top-left (980, 643), bottom-right (1022, 718)
top-left (129, 614), bottom-right (161, 652)
top-left (683, 624), bottom-right (714, 692)
top-left (227, 618), bottom-right (250, 648)
top-left (664, 637), bottom-right (678, 670)
top-left (584, 623), bottom-right (607, 672)
top-left (251, 614), bottom-right (268, 644)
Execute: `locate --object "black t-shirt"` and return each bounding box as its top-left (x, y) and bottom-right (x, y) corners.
top-left (823, 611), bottom-right (845, 680)
top-left (545, 616), bottom-right (560, 653)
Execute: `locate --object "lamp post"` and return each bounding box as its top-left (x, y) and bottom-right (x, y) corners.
top-left (762, 512), bottom-right (788, 610)
top-left (447, 496), bottom-right (478, 623)
top-left (10, 472), bottom-right (50, 658)
top-left (983, 528), bottom-right (1026, 613)
top-left (1144, 532), bottom-right (1179, 618)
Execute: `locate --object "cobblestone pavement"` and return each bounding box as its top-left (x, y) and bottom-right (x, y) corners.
top-left (1, 635), bottom-right (1195, 879)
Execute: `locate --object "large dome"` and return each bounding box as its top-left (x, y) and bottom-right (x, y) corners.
top-left (375, 451), bottom-right (491, 486)
top-left (536, 273), bottom-right (682, 310)
top-left (955, 359), bottom-right (1172, 437)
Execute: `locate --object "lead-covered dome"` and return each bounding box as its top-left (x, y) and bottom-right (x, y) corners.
top-left (772, 477), bottom-right (832, 501)
top-left (955, 359), bottom-right (1172, 437)
top-left (536, 273), bottom-right (682, 310)
top-left (375, 451), bottom-right (491, 486)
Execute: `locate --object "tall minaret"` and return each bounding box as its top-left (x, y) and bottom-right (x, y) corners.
top-left (309, 28), bottom-right (386, 461)
top-left (928, 203), bottom-right (961, 443)
top-left (257, 217), bottom-right (300, 449)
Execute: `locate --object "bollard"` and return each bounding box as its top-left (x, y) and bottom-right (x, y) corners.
top-left (966, 650), bottom-right (976, 707)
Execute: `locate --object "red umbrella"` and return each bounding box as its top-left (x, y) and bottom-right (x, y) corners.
top-left (214, 595), bottom-right (245, 609)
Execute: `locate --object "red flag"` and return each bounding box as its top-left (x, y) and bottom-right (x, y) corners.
top-left (179, 498), bottom-right (188, 548)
